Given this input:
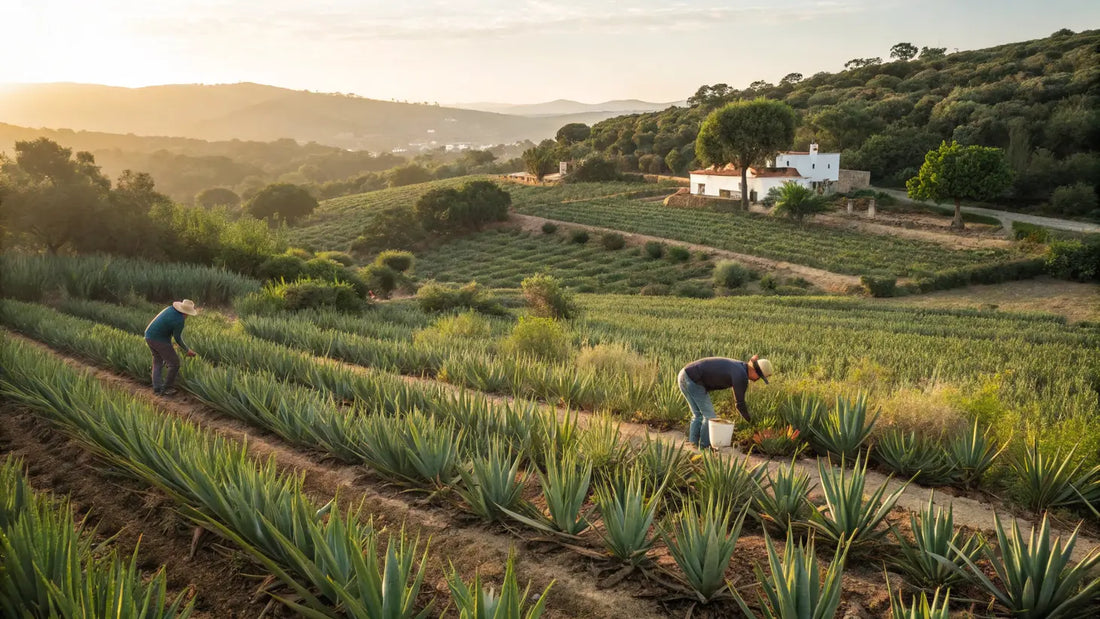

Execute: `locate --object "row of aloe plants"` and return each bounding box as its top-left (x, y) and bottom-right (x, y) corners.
top-left (8, 300), bottom-right (1100, 615)
top-left (0, 337), bottom-right (551, 618)
top-left (772, 394), bottom-right (1100, 517)
top-left (0, 455), bottom-right (194, 618)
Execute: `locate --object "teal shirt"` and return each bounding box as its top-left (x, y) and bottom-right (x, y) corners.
top-left (144, 307), bottom-right (190, 351)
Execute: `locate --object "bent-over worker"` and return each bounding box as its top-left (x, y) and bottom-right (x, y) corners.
top-left (678, 355), bottom-right (773, 449)
top-left (144, 299), bottom-right (199, 396)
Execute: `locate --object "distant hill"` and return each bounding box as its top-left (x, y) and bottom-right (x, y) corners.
top-left (0, 82), bottom-right (615, 151)
top-left (450, 99), bottom-right (684, 117)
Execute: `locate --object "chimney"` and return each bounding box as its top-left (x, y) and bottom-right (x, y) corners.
top-left (809, 141), bottom-right (819, 155)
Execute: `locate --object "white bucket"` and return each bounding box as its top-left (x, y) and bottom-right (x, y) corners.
top-left (708, 419), bottom-right (735, 448)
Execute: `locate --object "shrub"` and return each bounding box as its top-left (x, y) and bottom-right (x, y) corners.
top-left (304, 257), bottom-right (368, 296)
top-left (760, 274), bottom-right (778, 291)
top-left (374, 250), bottom-right (415, 273)
top-left (315, 251), bottom-right (355, 266)
top-left (713, 260), bottom-right (751, 289)
top-left (522, 273), bottom-right (579, 320)
top-left (413, 311), bottom-right (493, 347)
top-left (1045, 237), bottom-right (1100, 282)
top-left (576, 342), bottom-right (657, 384)
top-left (1050, 182), bottom-right (1098, 216)
top-left (860, 273), bottom-right (898, 297)
top-left (639, 283), bottom-right (671, 296)
top-left (237, 278), bottom-right (365, 314)
top-left (570, 230), bottom-right (590, 244)
top-left (500, 316), bottom-right (572, 362)
top-left (1011, 221), bottom-right (1051, 243)
top-left (245, 183), bottom-right (318, 223)
top-left (360, 264), bottom-right (400, 298)
top-left (601, 232), bottom-right (626, 250)
top-left (568, 156), bottom-right (620, 182)
top-left (667, 246), bottom-right (691, 262)
top-left (256, 254), bottom-right (307, 282)
top-left (541, 222), bottom-right (558, 234)
top-left (284, 247), bottom-right (313, 260)
top-left (644, 241), bottom-right (665, 259)
top-left (674, 281), bottom-right (714, 298)
top-left (416, 280), bottom-right (505, 315)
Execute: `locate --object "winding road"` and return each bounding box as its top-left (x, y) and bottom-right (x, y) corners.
top-left (873, 187), bottom-right (1100, 234)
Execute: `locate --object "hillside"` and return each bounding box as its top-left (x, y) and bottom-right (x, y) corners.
top-left (568, 29), bottom-right (1100, 214)
top-left (0, 82), bottom-right (612, 151)
top-left (450, 98), bottom-right (683, 116)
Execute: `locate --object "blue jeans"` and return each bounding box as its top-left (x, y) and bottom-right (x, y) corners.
top-left (679, 369), bottom-right (716, 448)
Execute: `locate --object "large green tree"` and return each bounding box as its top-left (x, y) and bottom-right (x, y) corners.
top-left (695, 98), bottom-right (797, 209)
top-left (522, 140), bottom-right (559, 180)
top-left (906, 141), bottom-right (1013, 229)
top-left (555, 123), bottom-right (591, 146)
top-left (890, 42), bottom-right (918, 61)
top-left (246, 183), bottom-right (317, 224)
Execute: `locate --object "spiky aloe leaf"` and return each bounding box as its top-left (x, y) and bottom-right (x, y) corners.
top-left (457, 442), bottom-right (526, 522)
top-left (594, 470), bottom-right (661, 566)
top-left (694, 451), bottom-right (763, 512)
top-left (955, 513), bottom-right (1100, 618)
top-left (888, 586), bottom-right (951, 619)
top-left (1013, 441), bottom-right (1087, 513)
top-left (753, 459), bottom-right (814, 534)
top-left (946, 418), bottom-right (1002, 488)
top-left (505, 450), bottom-right (593, 536)
top-left (874, 430), bottom-right (953, 485)
top-left (446, 551), bottom-right (552, 619)
top-left (732, 532), bottom-right (847, 619)
top-left (660, 500), bottom-right (747, 602)
top-left (809, 454), bottom-right (907, 551)
top-left (809, 394), bottom-right (877, 460)
top-left (889, 493), bottom-right (981, 589)
top-left (636, 435), bottom-right (693, 489)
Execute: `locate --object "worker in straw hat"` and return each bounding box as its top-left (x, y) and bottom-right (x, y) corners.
top-left (678, 355), bottom-right (773, 450)
top-left (144, 299), bottom-right (199, 396)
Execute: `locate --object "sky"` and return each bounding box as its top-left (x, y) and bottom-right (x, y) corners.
top-left (4, 0), bottom-right (1099, 104)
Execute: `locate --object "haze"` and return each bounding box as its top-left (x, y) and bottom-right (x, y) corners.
top-left (5, 0), bottom-right (1100, 103)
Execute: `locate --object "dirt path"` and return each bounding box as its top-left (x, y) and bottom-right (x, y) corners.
top-left (0, 406), bottom-right (279, 619)
top-left (510, 213), bottom-right (861, 293)
top-left (809, 211), bottom-right (1012, 250)
top-left (878, 277), bottom-right (1100, 324)
top-left (7, 332), bottom-right (667, 619)
top-left (873, 187), bottom-right (1100, 234)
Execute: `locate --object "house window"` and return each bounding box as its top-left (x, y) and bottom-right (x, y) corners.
top-left (828, 164), bottom-right (831, 169)
top-left (719, 189), bottom-right (731, 198)
top-left (697, 183), bottom-right (705, 195)
top-left (812, 163), bottom-right (816, 169)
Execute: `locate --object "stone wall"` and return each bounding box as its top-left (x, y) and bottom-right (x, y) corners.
top-left (837, 169), bottom-right (871, 193)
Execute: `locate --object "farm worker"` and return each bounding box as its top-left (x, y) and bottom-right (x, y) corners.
top-left (144, 299), bottom-right (199, 396)
top-left (678, 355), bottom-right (773, 449)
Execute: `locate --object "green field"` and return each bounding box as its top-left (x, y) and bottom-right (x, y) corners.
top-left (513, 194), bottom-right (1027, 278)
top-left (416, 227), bottom-right (713, 293)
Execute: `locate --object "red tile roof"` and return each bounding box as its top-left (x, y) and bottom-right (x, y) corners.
top-left (778, 150), bottom-right (811, 155)
top-left (690, 165), bottom-right (804, 178)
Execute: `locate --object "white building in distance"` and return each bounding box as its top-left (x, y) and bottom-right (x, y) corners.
top-left (769, 142), bottom-right (840, 190)
top-left (689, 164), bottom-right (808, 202)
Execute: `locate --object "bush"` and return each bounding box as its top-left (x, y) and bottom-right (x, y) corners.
top-left (521, 273), bottom-right (579, 320)
top-left (1011, 221), bottom-right (1051, 243)
top-left (374, 250), bottom-right (415, 273)
top-left (601, 232), bottom-right (626, 250)
top-left (1050, 183), bottom-right (1098, 216)
top-left (256, 254), bottom-right (307, 282)
top-left (861, 273), bottom-right (898, 297)
top-left (304, 257), bottom-right (368, 296)
top-left (413, 311), bottom-right (493, 347)
top-left (541, 222), bottom-right (558, 234)
top-left (416, 280), bottom-right (505, 315)
top-left (237, 278), bottom-right (365, 314)
top-left (639, 283), bottom-right (671, 296)
top-left (570, 230), bottom-right (590, 244)
top-left (245, 183), bottom-right (317, 223)
top-left (713, 260), bottom-right (751, 289)
top-left (667, 246), bottom-right (691, 262)
top-left (760, 274), bottom-right (779, 291)
top-left (567, 156), bottom-right (620, 182)
top-left (360, 264), bottom-right (400, 298)
top-left (674, 281), bottom-right (714, 298)
top-left (284, 247), bottom-right (313, 260)
top-left (577, 342), bottom-right (657, 383)
top-left (1045, 237), bottom-right (1100, 282)
top-left (500, 316), bottom-right (572, 362)
top-left (644, 241), bottom-right (665, 259)
top-left (315, 251), bottom-right (355, 266)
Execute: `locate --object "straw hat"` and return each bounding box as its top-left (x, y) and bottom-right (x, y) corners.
top-left (752, 358), bottom-right (774, 384)
top-left (172, 299), bottom-right (199, 316)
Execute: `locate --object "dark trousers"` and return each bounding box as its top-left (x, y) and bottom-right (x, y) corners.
top-left (146, 338), bottom-right (180, 390)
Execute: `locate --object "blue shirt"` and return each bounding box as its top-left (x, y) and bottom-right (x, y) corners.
top-left (684, 357), bottom-right (749, 418)
top-left (144, 307), bottom-right (190, 351)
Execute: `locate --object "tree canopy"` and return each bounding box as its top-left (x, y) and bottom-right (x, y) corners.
top-left (906, 140), bottom-right (1013, 228)
top-left (245, 183), bottom-right (318, 223)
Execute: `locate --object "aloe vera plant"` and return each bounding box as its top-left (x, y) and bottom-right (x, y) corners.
top-left (594, 470), bottom-right (661, 566)
top-left (874, 430), bottom-right (952, 485)
top-left (809, 394), bottom-right (877, 459)
top-left (660, 500), bottom-right (747, 602)
top-left (957, 513), bottom-right (1100, 618)
top-left (889, 494), bottom-right (981, 589)
top-left (754, 460), bottom-right (814, 533)
top-left (578, 414), bottom-right (631, 479)
top-left (1013, 441), bottom-right (1090, 513)
top-left (809, 454), bottom-right (907, 551)
top-left (504, 451), bottom-right (593, 536)
top-left (732, 532), bottom-right (847, 619)
top-left (694, 450), bottom-right (764, 511)
top-left (636, 435), bottom-right (693, 489)
top-left (945, 418), bottom-right (1002, 488)
top-left (446, 552), bottom-right (552, 619)
top-left (782, 394), bottom-right (825, 437)
top-left (888, 587), bottom-right (951, 619)
top-left (457, 441), bottom-right (526, 522)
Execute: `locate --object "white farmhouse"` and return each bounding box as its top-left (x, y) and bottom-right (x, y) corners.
top-left (769, 142), bottom-right (840, 191)
top-left (689, 164), bottom-right (808, 202)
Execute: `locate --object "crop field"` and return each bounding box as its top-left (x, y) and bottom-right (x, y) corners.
top-left (416, 227), bottom-right (714, 292)
top-left (513, 194), bottom-right (1028, 278)
top-left (3, 252), bottom-right (1100, 617)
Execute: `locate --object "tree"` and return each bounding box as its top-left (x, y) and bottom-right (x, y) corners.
top-left (767, 182), bottom-right (830, 222)
top-left (246, 183), bottom-right (318, 224)
top-left (906, 141), bottom-right (1013, 229)
top-left (556, 123), bottom-right (591, 145)
top-left (664, 149), bottom-right (685, 175)
top-left (522, 141), bottom-right (558, 180)
top-left (779, 73), bottom-right (804, 85)
top-left (890, 42), bottom-right (919, 62)
top-left (414, 187), bottom-right (462, 233)
top-left (844, 57), bottom-right (882, 70)
top-left (453, 180), bottom-right (511, 229)
top-left (195, 187), bottom-right (241, 208)
top-left (695, 98), bottom-right (797, 209)
top-left (919, 46), bottom-right (947, 59)
top-left (351, 204), bottom-right (425, 255)
top-left (387, 163), bottom-right (433, 187)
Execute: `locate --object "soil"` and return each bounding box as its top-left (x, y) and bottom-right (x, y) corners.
top-left (509, 213), bottom-right (861, 293)
top-left (878, 277), bottom-right (1100, 324)
top-left (809, 210), bottom-right (1012, 250)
